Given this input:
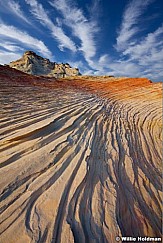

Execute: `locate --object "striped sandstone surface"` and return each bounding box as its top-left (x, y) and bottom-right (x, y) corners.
top-left (0, 65), bottom-right (162, 243)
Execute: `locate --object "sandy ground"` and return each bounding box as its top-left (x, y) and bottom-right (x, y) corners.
top-left (0, 75), bottom-right (162, 243)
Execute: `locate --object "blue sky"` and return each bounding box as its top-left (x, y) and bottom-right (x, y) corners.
top-left (0, 0), bottom-right (163, 81)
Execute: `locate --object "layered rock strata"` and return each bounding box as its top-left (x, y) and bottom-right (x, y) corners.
top-left (0, 66), bottom-right (162, 243)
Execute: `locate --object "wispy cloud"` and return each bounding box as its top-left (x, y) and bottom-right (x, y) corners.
top-left (81, 22), bottom-right (163, 80)
top-left (116, 0), bottom-right (154, 51)
top-left (0, 22), bottom-right (52, 59)
top-left (109, 61), bottom-right (142, 77)
top-left (25, 0), bottom-right (77, 52)
top-left (106, 0), bottom-right (163, 81)
top-left (0, 0), bottom-right (31, 24)
top-left (49, 0), bottom-right (99, 66)
top-left (117, 23), bottom-right (163, 80)
top-left (0, 50), bottom-right (22, 64)
top-left (0, 41), bottom-right (24, 52)
top-left (123, 24), bottom-right (163, 62)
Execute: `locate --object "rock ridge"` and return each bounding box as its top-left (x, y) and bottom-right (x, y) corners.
top-left (9, 51), bottom-right (81, 78)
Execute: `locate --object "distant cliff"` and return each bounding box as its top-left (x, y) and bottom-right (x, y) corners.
top-left (9, 51), bottom-right (81, 78)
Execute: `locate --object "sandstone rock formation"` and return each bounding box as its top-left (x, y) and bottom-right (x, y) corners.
top-left (0, 66), bottom-right (162, 243)
top-left (9, 51), bottom-right (81, 78)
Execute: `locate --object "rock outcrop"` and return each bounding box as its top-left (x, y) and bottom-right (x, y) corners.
top-left (9, 51), bottom-right (81, 77)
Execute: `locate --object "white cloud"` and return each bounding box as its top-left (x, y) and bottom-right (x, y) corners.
top-left (98, 54), bottom-right (110, 66)
top-left (116, 0), bottom-right (154, 51)
top-left (123, 25), bottom-right (163, 62)
top-left (0, 22), bottom-right (52, 59)
top-left (109, 61), bottom-right (142, 77)
top-left (0, 41), bottom-right (24, 52)
top-left (0, 50), bottom-right (22, 64)
top-left (118, 24), bottom-right (163, 81)
top-left (0, 0), bottom-right (31, 24)
top-left (71, 54), bottom-right (112, 76)
top-left (111, 0), bottom-right (163, 81)
top-left (25, 0), bottom-right (77, 52)
top-left (89, 0), bottom-right (101, 20)
top-left (49, 0), bottom-right (99, 65)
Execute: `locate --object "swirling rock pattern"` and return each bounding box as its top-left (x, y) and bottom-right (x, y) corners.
top-left (0, 68), bottom-right (162, 243)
